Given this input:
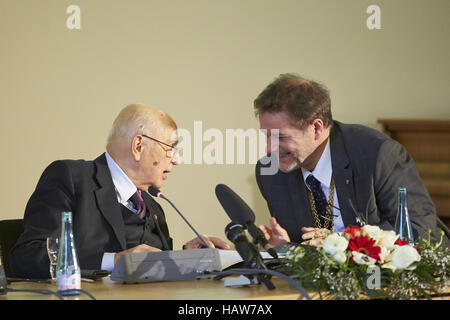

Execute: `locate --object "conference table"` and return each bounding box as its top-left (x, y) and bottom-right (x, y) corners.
top-left (2, 275), bottom-right (311, 300)
top-left (2, 275), bottom-right (449, 300)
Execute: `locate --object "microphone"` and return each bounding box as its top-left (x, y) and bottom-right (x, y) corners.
top-left (225, 222), bottom-right (274, 290)
top-left (215, 184), bottom-right (278, 258)
top-left (225, 222), bottom-right (266, 270)
top-left (148, 186), bottom-right (211, 249)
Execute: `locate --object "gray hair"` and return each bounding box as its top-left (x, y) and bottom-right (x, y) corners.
top-left (106, 104), bottom-right (176, 145)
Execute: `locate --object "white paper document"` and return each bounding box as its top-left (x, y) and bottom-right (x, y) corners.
top-left (218, 249), bottom-right (277, 269)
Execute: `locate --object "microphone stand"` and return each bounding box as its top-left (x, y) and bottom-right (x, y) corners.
top-left (238, 243), bottom-right (275, 291)
top-left (220, 223), bottom-right (275, 290)
top-left (212, 268), bottom-right (311, 300)
top-left (213, 249), bottom-right (275, 290)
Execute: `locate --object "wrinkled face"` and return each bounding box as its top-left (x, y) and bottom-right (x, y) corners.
top-left (139, 128), bottom-right (179, 189)
top-left (259, 111), bottom-right (318, 172)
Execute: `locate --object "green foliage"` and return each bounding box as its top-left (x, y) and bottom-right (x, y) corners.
top-left (285, 230), bottom-right (449, 300)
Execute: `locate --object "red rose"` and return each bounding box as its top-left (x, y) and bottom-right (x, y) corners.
top-left (343, 225), bottom-right (366, 241)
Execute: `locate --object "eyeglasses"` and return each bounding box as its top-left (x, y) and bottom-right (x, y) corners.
top-left (141, 134), bottom-right (180, 159)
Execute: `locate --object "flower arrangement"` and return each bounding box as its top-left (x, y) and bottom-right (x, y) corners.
top-left (285, 225), bottom-right (449, 300)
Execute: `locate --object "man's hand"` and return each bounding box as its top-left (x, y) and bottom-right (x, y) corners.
top-left (114, 244), bottom-right (162, 264)
top-left (183, 235), bottom-right (231, 250)
top-left (258, 217), bottom-right (291, 247)
top-left (300, 227), bottom-right (331, 247)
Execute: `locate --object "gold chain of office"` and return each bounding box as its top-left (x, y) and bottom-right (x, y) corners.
top-left (307, 176), bottom-right (335, 230)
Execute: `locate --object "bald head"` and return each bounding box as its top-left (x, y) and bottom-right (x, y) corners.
top-left (107, 104), bottom-right (177, 145)
top-left (106, 103), bottom-right (178, 165)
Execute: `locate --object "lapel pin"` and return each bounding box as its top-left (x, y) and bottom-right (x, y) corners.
top-left (346, 179), bottom-right (351, 185)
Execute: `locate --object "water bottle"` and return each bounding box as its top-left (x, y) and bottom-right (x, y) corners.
top-left (56, 211), bottom-right (81, 295)
top-left (0, 243), bottom-right (8, 295)
top-left (395, 187), bottom-right (415, 245)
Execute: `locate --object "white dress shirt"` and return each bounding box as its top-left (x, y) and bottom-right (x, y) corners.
top-left (101, 152), bottom-right (140, 271)
top-left (105, 151), bottom-right (139, 213)
top-left (301, 140), bottom-right (345, 232)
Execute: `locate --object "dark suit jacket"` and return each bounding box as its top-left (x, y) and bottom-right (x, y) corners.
top-left (10, 153), bottom-right (173, 278)
top-left (256, 121), bottom-right (450, 246)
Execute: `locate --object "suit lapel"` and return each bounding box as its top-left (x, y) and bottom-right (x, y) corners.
top-left (142, 192), bottom-right (170, 251)
top-left (93, 154), bottom-right (127, 250)
top-left (286, 170), bottom-right (314, 229)
top-left (330, 124), bottom-right (358, 227)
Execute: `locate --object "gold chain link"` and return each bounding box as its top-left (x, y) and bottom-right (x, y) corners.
top-left (306, 176), bottom-right (335, 230)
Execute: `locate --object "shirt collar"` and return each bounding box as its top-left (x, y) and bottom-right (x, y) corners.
top-left (105, 151), bottom-right (137, 205)
top-left (301, 139), bottom-right (332, 188)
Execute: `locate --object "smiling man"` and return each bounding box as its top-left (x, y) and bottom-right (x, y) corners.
top-left (10, 104), bottom-right (228, 279)
top-left (254, 74), bottom-right (449, 248)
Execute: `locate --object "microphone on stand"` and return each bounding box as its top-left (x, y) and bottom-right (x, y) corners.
top-left (225, 222), bottom-right (265, 269)
top-left (216, 188), bottom-right (309, 297)
top-left (215, 184), bottom-right (278, 258)
top-left (148, 186), bottom-right (211, 249)
top-left (224, 222), bottom-right (274, 290)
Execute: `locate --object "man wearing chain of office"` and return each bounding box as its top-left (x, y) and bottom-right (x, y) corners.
top-left (254, 73), bottom-right (449, 248)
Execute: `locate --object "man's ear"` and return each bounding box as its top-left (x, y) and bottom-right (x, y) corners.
top-left (312, 119), bottom-right (325, 140)
top-left (131, 135), bottom-right (145, 161)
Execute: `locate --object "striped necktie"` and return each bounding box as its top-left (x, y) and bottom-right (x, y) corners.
top-left (306, 174), bottom-right (327, 227)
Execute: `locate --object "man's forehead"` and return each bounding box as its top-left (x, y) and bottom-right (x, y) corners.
top-left (259, 112), bottom-right (301, 132)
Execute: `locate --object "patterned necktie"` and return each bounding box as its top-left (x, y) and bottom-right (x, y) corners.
top-left (306, 174), bottom-right (327, 227)
top-left (130, 190), bottom-right (146, 219)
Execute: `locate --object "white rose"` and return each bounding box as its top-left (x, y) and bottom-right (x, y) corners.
top-left (322, 233), bottom-right (349, 255)
top-left (352, 251), bottom-right (377, 265)
top-left (382, 245), bottom-right (420, 271)
top-left (362, 225), bottom-right (382, 241)
top-left (378, 230), bottom-right (399, 249)
top-left (333, 252), bottom-right (347, 264)
top-left (378, 246), bottom-right (392, 264)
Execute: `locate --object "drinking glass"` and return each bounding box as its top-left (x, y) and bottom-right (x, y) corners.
top-left (46, 237), bottom-right (59, 280)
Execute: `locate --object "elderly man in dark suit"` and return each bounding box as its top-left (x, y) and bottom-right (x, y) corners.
top-left (254, 73), bottom-right (449, 247)
top-left (10, 104), bottom-right (228, 279)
